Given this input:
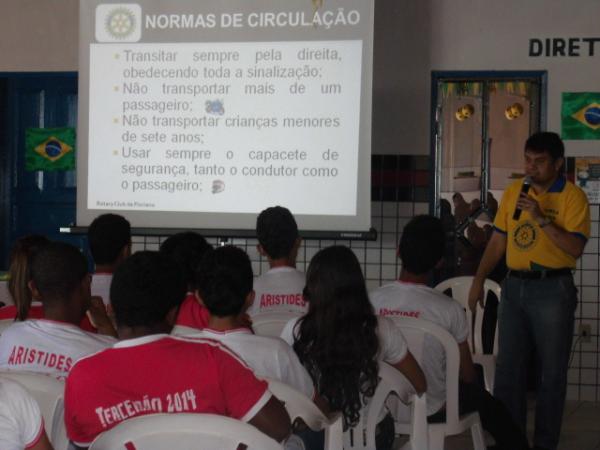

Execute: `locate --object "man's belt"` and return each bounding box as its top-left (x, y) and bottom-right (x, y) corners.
top-left (507, 268), bottom-right (572, 279)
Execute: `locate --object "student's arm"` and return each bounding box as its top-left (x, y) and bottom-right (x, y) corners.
top-left (313, 392), bottom-right (331, 416)
top-left (391, 351), bottom-right (427, 395)
top-left (468, 231), bottom-right (506, 310)
top-left (29, 432), bottom-right (54, 450)
top-left (86, 296), bottom-right (118, 337)
top-left (248, 396), bottom-right (291, 443)
top-left (458, 341), bottom-right (477, 384)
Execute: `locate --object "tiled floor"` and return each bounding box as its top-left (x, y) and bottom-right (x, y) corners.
top-left (395, 400), bottom-right (600, 449)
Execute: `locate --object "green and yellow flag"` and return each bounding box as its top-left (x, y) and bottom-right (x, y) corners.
top-left (25, 127), bottom-right (76, 171)
top-left (561, 93), bottom-right (600, 140)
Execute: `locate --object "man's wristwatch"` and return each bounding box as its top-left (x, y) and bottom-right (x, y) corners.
top-left (538, 216), bottom-right (552, 228)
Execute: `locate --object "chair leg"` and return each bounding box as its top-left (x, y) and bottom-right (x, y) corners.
top-left (428, 430), bottom-right (445, 450)
top-left (470, 421), bottom-right (486, 450)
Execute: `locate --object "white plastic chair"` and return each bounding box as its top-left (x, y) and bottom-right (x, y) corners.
top-left (252, 312), bottom-right (302, 338)
top-left (434, 276), bottom-right (501, 392)
top-left (89, 413), bottom-right (283, 450)
top-left (267, 378), bottom-right (344, 450)
top-left (343, 362), bottom-right (429, 450)
top-left (391, 317), bottom-right (486, 450)
top-left (0, 371), bottom-right (68, 450)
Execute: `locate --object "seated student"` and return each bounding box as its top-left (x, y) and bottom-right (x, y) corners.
top-left (0, 377), bottom-right (54, 450)
top-left (0, 242), bottom-right (116, 380)
top-left (0, 235), bottom-right (49, 321)
top-left (175, 245), bottom-right (314, 399)
top-left (64, 251), bottom-right (291, 449)
top-left (87, 213), bottom-right (131, 307)
top-left (249, 206), bottom-right (307, 316)
top-left (160, 232), bottom-right (213, 333)
top-left (369, 215), bottom-right (528, 450)
top-left (281, 245), bottom-right (426, 450)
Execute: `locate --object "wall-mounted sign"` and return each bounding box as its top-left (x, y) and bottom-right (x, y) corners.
top-left (529, 37), bottom-right (600, 57)
top-left (575, 157), bottom-right (600, 204)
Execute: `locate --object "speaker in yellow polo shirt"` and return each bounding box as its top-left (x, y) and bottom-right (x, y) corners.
top-left (468, 131), bottom-right (591, 450)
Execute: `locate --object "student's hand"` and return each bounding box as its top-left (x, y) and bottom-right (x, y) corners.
top-left (87, 296), bottom-right (118, 338)
top-left (468, 278), bottom-right (484, 311)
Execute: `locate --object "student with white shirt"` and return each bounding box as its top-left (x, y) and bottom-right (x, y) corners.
top-left (249, 206), bottom-right (307, 316)
top-left (0, 377), bottom-right (54, 450)
top-left (281, 245), bottom-right (426, 450)
top-left (0, 242), bottom-right (116, 380)
top-left (370, 215), bottom-right (528, 450)
top-left (87, 214), bottom-right (131, 307)
top-left (175, 245), bottom-right (314, 399)
top-left (64, 251), bottom-right (291, 449)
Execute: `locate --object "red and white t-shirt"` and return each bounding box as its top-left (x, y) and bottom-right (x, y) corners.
top-left (172, 292), bottom-right (210, 333)
top-left (179, 327), bottom-right (315, 399)
top-left (91, 273), bottom-right (112, 307)
top-left (0, 303), bottom-right (96, 332)
top-left (0, 302), bottom-right (44, 321)
top-left (370, 281), bottom-right (469, 414)
top-left (0, 377), bottom-right (45, 450)
top-left (0, 319), bottom-right (115, 380)
top-left (248, 267), bottom-right (307, 316)
top-left (64, 334), bottom-right (272, 447)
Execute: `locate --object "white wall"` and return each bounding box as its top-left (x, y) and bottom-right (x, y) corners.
top-left (0, 0), bottom-right (78, 72)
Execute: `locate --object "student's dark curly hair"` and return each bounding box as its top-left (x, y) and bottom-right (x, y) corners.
top-left (293, 245), bottom-right (379, 429)
top-left (159, 232), bottom-right (213, 289)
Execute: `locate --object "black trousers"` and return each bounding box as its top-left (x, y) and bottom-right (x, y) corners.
top-left (428, 381), bottom-right (529, 450)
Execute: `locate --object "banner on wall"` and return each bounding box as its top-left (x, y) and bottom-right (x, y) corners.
top-left (25, 127), bottom-right (76, 171)
top-left (561, 93), bottom-right (600, 140)
top-left (575, 157), bottom-right (600, 204)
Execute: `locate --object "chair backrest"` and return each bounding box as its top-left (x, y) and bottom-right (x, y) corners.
top-left (267, 378), bottom-right (343, 450)
top-left (344, 362), bottom-right (427, 450)
top-left (252, 312), bottom-right (301, 338)
top-left (434, 276), bottom-right (501, 354)
top-left (389, 317), bottom-right (461, 428)
top-left (89, 413), bottom-right (283, 450)
top-left (0, 371), bottom-right (68, 450)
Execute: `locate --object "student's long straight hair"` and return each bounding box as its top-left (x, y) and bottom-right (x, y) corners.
top-left (8, 235), bottom-right (50, 320)
top-left (293, 245), bottom-right (379, 428)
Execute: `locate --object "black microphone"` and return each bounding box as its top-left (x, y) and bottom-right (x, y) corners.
top-left (513, 176), bottom-right (532, 220)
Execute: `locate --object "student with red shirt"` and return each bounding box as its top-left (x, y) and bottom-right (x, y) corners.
top-left (160, 232), bottom-right (213, 333)
top-left (64, 251), bottom-right (291, 449)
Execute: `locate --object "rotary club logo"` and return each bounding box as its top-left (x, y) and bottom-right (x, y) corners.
top-left (513, 221), bottom-right (538, 251)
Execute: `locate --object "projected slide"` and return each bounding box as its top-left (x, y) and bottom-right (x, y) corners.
top-left (78, 0), bottom-right (374, 232)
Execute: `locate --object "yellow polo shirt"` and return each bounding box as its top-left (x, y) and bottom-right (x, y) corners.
top-left (493, 176), bottom-right (590, 270)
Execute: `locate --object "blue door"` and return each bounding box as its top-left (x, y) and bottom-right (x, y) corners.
top-left (1, 73), bottom-right (82, 268)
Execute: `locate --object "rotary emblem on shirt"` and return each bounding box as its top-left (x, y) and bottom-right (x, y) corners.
top-left (513, 221), bottom-right (538, 251)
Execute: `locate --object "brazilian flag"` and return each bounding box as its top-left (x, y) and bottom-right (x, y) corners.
top-left (25, 127), bottom-right (76, 171)
top-left (561, 93), bottom-right (600, 140)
